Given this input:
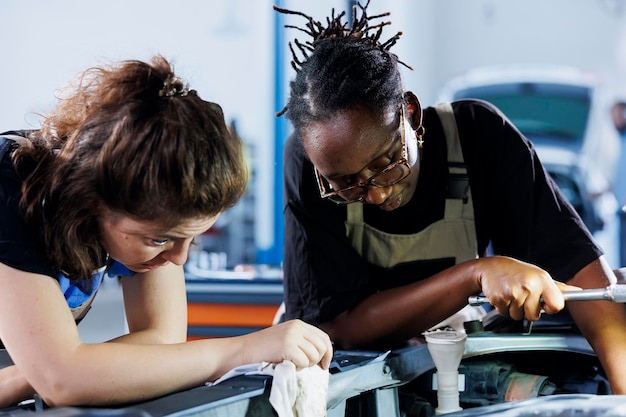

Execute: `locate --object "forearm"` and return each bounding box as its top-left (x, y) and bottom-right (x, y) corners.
top-left (0, 365), bottom-right (36, 408)
top-left (107, 327), bottom-right (186, 345)
top-left (119, 266), bottom-right (188, 345)
top-left (27, 338), bottom-right (247, 407)
top-left (321, 259), bottom-right (483, 348)
top-left (567, 257), bottom-right (626, 393)
top-left (20, 320), bottom-right (330, 407)
top-left (568, 300), bottom-right (626, 394)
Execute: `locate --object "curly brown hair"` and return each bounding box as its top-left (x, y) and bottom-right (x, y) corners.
top-left (12, 56), bottom-right (248, 280)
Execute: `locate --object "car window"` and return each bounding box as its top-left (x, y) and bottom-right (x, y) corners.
top-left (453, 83), bottom-right (591, 150)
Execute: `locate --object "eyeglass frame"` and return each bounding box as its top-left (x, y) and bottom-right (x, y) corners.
top-left (313, 106), bottom-right (412, 204)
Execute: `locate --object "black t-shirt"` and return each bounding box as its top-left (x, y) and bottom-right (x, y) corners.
top-left (282, 99), bottom-right (602, 324)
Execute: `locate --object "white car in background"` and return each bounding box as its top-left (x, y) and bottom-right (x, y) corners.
top-left (437, 65), bottom-right (620, 234)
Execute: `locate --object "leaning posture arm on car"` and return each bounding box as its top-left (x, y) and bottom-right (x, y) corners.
top-left (0, 263), bottom-right (190, 407)
top-left (0, 262), bottom-right (332, 408)
top-left (0, 366), bottom-right (34, 407)
top-left (566, 256), bottom-right (626, 394)
top-left (320, 255), bottom-right (574, 349)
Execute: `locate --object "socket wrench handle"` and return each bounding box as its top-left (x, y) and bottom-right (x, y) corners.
top-left (468, 285), bottom-right (626, 306)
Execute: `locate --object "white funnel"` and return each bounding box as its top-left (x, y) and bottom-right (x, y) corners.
top-left (425, 329), bottom-right (467, 414)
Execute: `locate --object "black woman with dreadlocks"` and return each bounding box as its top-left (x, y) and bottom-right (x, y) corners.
top-left (275, 2), bottom-right (626, 393)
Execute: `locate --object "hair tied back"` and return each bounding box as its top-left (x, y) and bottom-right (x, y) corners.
top-left (159, 74), bottom-right (189, 98)
top-left (273, 0), bottom-right (412, 73)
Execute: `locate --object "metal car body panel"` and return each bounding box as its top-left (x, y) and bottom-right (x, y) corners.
top-left (0, 330), bottom-right (618, 417)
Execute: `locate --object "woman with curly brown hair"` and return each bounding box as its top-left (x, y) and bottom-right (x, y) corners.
top-left (0, 55), bottom-right (332, 408)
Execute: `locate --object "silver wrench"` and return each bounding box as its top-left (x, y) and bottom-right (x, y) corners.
top-left (468, 284), bottom-right (626, 306)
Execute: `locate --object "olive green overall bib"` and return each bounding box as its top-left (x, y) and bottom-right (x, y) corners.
top-left (345, 103), bottom-right (485, 331)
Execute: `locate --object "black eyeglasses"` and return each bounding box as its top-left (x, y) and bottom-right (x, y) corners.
top-left (314, 107), bottom-right (411, 204)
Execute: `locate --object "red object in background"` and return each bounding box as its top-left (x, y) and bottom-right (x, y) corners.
top-left (185, 271), bottom-right (284, 340)
top-left (187, 303), bottom-right (280, 340)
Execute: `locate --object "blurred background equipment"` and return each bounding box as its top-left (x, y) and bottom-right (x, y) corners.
top-left (438, 65), bottom-right (620, 235)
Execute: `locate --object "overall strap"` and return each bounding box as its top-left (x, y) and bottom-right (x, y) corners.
top-left (433, 103), bottom-right (470, 218)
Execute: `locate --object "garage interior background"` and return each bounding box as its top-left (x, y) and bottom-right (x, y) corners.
top-left (2, 0), bottom-right (626, 341)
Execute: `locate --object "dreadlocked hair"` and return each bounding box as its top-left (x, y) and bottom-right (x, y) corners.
top-left (274, 1), bottom-right (412, 129)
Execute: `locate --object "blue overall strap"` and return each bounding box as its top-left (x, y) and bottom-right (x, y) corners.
top-left (57, 268), bottom-right (106, 308)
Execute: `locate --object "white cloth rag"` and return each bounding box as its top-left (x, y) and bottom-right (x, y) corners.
top-left (207, 361), bottom-right (329, 417)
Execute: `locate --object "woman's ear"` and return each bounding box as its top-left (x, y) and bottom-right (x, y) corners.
top-left (403, 91), bottom-right (423, 129)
